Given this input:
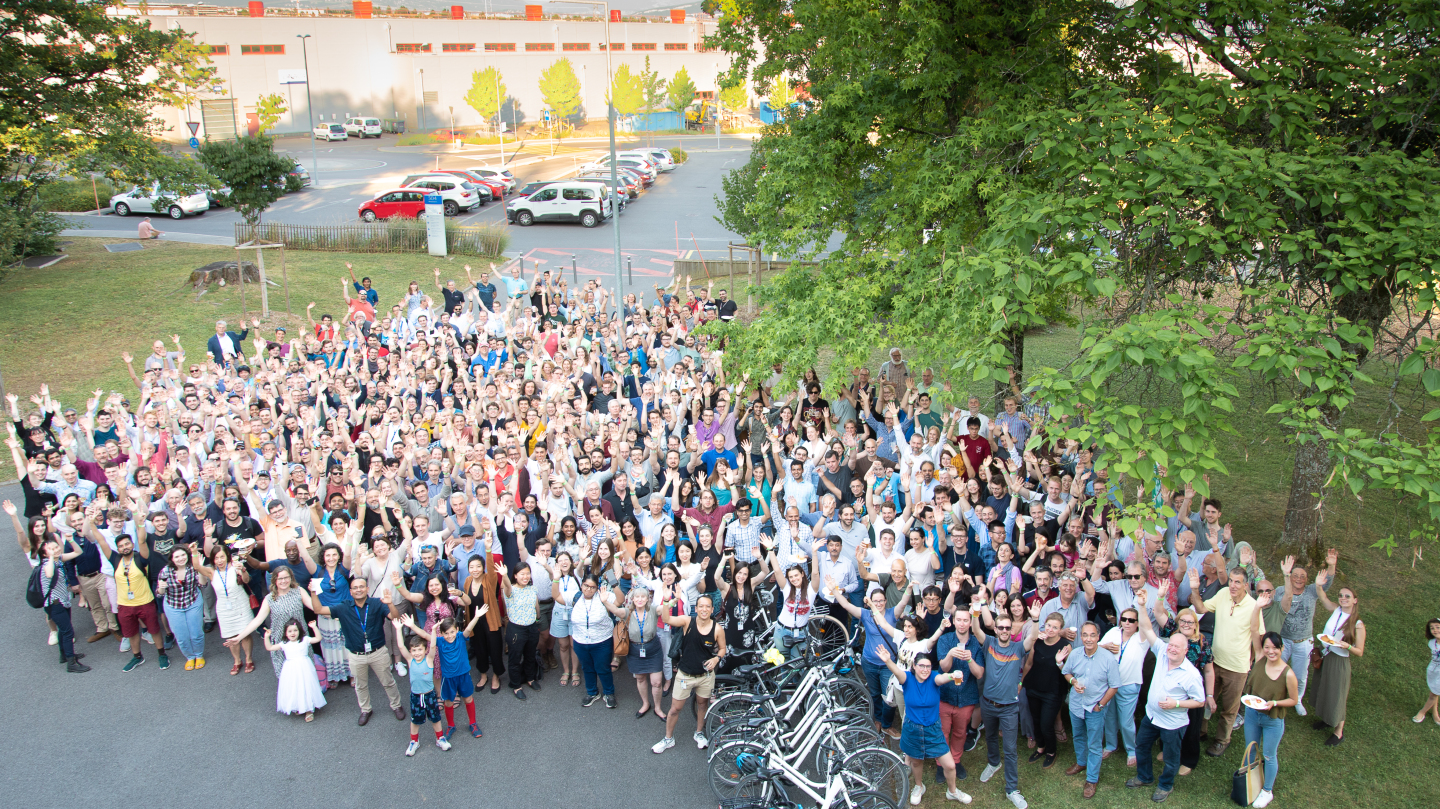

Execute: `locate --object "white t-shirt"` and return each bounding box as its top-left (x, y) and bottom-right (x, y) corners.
top-left (904, 548), bottom-right (939, 594)
top-left (777, 585), bottom-right (818, 629)
top-left (1100, 627), bottom-right (1148, 685)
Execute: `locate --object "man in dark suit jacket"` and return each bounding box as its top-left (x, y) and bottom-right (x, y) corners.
top-left (206, 318), bottom-right (255, 368)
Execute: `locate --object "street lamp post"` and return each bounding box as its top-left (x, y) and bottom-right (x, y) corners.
top-left (550, 0), bottom-right (622, 303)
top-left (296, 34), bottom-right (319, 187)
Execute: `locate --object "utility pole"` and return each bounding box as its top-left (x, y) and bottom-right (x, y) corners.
top-left (296, 34), bottom-right (319, 187)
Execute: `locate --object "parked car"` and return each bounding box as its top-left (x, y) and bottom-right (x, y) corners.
top-left (432, 170), bottom-right (499, 202)
top-left (109, 183), bottom-right (210, 219)
top-left (578, 157), bottom-right (656, 184)
top-left (506, 182), bottom-right (611, 227)
top-left (343, 117), bottom-right (383, 138)
top-left (400, 174), bottom-right (481, 215)
top-left (573, 179), bottom-right (628, 212)
top-left (313, 123), bottom-right (348, 141)
top-left (470, 167), bottom-right (517, 192)
top-left (207, 185), bottom-right (232, 208)
top-left (578, 171), bottom-right (638, 199)
top-left (620, 149), bottom-right (675, 172)
top-left (287, 160), bottom-right (311, 188)
top-left (514, 181), bottom-right (551, 199)
top-left (358, 188), bottom-right (426, 221)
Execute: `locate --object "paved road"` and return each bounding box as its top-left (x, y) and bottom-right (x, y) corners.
top-left (0, 481), bottom-right (712, 806)
top-left (63, 134), bottom-right (755, 256)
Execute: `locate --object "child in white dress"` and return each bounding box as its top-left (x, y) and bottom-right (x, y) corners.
top-left (264, 619), bottom-right (327, 722)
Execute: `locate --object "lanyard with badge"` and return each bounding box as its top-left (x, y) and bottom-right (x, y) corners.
top-left (637, 608), bottom-right (648, 657)
top-left (357, 603), bottom-right (373, 653)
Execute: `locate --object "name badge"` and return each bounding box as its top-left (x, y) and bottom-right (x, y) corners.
top-left (638, 644), bottom-right (647, 658)
top-left (363, 641), bottom-right (373, 653)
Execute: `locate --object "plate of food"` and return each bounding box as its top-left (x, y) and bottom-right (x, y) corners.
top-left (231, 537), bottom-right (257, 553)
top-left (1241, 694), bottom-right (1268, 711)
top-left (1316, 632), bottom-right (1339, 646)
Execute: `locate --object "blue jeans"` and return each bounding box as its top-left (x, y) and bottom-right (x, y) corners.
top-left (162, 598), bottom-right (205, 661)
top-left (983, 699), bottom-right (1020, 793)
top-left (862, 660), bottom-right (897, 729)
top-left (1136, 715), bottom-right (1185, 791)
top-left (1071, 705), bottom-right (1106, 783)
top-left (1280, 639), bottom-right (1312, 703)
top-left (574, 638), bottom-right (615, 697)
top-left (1243, 707), bottom-right (1285, 790)
top-left (1104, 683), bottom-right (1141, 757)
top-left (773, 625), bottom-right (806, 660)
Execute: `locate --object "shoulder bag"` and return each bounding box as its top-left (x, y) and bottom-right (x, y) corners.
top-left (1230, 741), bottom-right (1264, 806)
top-left (612, 609), bottom-right (631, 657)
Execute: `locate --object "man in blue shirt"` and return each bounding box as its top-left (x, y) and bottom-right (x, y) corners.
top-left (347, 264), bottom-right (379, 306)
top-left (936, 609), bottom-right (986, 781)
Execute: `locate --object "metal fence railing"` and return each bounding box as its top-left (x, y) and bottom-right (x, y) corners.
top-left (235, 220), bottom-right (508, 257)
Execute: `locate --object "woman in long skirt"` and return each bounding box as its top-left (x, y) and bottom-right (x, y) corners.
top-left (304, 543), bottom-right (353, 685)
top-left (1312, 583), bottom-right (1365, 745)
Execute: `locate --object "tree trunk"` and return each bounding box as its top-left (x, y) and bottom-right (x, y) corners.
top-left (995, 325), bottom-right (1025, 398)
top-left (1279, 403), bottom-right (1340, 567)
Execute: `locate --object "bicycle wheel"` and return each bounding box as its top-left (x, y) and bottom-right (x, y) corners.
top-left (712, 673), bottom-right (751, 700)
top-left (705, 692), bottom-right (762, 739)
top-left (824, 676), bottom-right (873, 713)
top-left (709, 742), bottom-right (769, 799)
top-left (807, 614), bottom-right (850, 659)
top-left (813, 725), bottom-right (884, 774)
top-left (844, 789), bottom-right (901, 809)
top-left (840, 747), bottom-right (909, 807)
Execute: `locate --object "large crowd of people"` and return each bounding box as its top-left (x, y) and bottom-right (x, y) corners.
top-left (5, 262), bottom-right (1421, 806)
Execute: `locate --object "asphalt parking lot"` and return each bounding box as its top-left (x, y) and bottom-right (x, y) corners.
top-left (63, 134), bottom-right (756, 255)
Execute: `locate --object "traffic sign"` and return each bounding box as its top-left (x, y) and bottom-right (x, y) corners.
top-left (188, 137), bottom-right (200, 149)
top-left (186, 121), bottom-right (201, 136)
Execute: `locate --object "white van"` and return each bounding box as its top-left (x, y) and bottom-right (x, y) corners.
top-left (344, 117), bottom-right (383, 138)
top-left (506, 182), bottom-right (612, 227)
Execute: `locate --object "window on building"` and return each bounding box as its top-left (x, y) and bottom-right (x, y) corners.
top-left (485, 43), bottom-right (517, 52)
top-left (664, 43), bottom-right (688, 51)
top-left (562, 42), bottom-right (590, 51)
top-left (525, 43), bottom-right (556, 51)
top-left (697, 90), bottom-right (715, 100)
top-left (240, 44), bottom-right (284, 55)
top-left (600, 43), bottom-right (624, 50)
top-left (204, 44), bottom-right (229, 55)
top-left (631, 42), bottom-right (656, 51)
top-left (396, 43), bottom-right (432, 53)
top-left (442, 43), bottom-right (475, 53)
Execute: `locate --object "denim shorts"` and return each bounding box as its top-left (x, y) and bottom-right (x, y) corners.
top-left (410, 690), bottom-right (442, 724)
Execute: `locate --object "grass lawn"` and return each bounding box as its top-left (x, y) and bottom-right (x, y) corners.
top-left (0, 237), bottom-right (503, 411)
top-left (2, 243), bottom-right (1436, 807)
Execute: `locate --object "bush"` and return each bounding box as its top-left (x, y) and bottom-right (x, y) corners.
top-left (238, 219), bottom-right (509, 257)
top-left (670, 148), bottom-right (689, 164)
top-left (283, 173), bottom-right (303, 194)
top-left (0, 203), bottom-right (64, 269)
top-left (39, 178), bottom-right (117, 212)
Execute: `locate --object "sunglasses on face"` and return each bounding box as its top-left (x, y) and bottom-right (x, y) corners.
top-left (1119, 617), bottom-right (1137, 623)
top-left (1126, 574), bottom-right (1144, 580)
top-left (996, 624), bottom-right (1012, 631)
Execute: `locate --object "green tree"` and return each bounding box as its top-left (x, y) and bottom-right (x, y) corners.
top-left (608, 63), bottom-right (644, 117)
top-left (538, 58), bottom-right (582, 125)
top-left (638, 56), bottom-right (668, 145)
top-left (0, 0), bottom-right (211, 264)
top-left (766, 75), bottom-right (794, 109)
top-left (196, 135), bottom-right (293, 228)
top-left (255, 93), bottom-right (287, 133)
top-left (719, 82), bottom-right (748, 114)
top-left (667, 66), bottom-right (697, 117)
top-left (464, 66), bottom-right (506, 127)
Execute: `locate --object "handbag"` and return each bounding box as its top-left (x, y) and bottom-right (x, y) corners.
top-left (1310, 646), bottom-right (1324, 670)
top-left (669, 617), bottom-right (687, 664)
top-left (612, 614), bottom-right (631, 657)
top-left (1230, 741), bottom-right (1264, 806)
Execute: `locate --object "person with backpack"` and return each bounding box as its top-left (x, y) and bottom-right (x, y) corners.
top-left (31, 533), bottom-right (90, 672)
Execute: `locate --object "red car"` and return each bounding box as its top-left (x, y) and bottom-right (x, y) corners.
top-left (358, 188), bottom-right (426, 222)
top-left (438, 169), bottom-right (507, 198)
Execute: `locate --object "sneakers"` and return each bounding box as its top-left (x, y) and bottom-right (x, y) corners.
top-left (165, 632), bottom-right (175, 649)
top-left (947, 788), bottom-right (972, 804)
top-left (436, 737), bottom-right (452, 751)
top-left (1126, 778), bottom-right (1153, 789)
top-left (965, 728), bottom-right (979, 752)
top-left (694, 732), bottom-right (709, 749)
top-left (1007, 791), bottom-right (1028, 809)
top-left (1253, 790), bottom-right (1273, 808)
top-left (405, 740), bottom-right (419, 757)
top-left (1233, 714), bottom-right (1244, 730)
top-left (910, 784), bottom-right (926, 805)
top-left (444, 725), bottom-right (456, 741)
top-left (469, 722), bottom-right (483, 738)
top-left (120, 637), bottom-right (131, 653)
top-left (1152, 788), bottom-right (1172, 803)
top-left (955, 762), bottom-right (968, 781)
top-left (980, 764), bottom-right (1000, 783)
top-left (604, 694), bottom-right (617, 709)
top-left (395, 660), bottom-right (408, 677)
top-left (652, 737), bottom-right (676, 754)
top-left (48, 630), bottom-right (58, 646)
top-left (158, 653), bottom-right (170, 670)
top-left (582, 693), bottom-right (602, 707)
top-left (123, 655), bottom-right (145, 672)
top-left (141, 631), bottom-right (154, 646)
top-left (1295, 702), bottom-right (1307, 717)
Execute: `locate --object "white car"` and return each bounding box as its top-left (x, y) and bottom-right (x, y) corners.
top-left (506, 182), bottom-right (612, 227)
top-left (620, 149), bottom-right (675, 172)
top-left (401, 174), bottom-right (481, 215)
top-left (313, 123), bottom-right (348, 141)
top-left (471, 167), bottom-right (517, 192)
top-left (577, 157), bottom-right (656, 183)
top-left (343, 117), bottom-right (383, 138)
top-left (109, 184), bottom-right (210, 219)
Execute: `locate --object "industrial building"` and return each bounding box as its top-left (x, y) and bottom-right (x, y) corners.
top-left (108, 3), bottom-right (737, 140)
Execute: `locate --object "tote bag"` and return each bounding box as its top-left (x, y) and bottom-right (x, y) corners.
top-left (1230, 741), bottom-right (1264, 806)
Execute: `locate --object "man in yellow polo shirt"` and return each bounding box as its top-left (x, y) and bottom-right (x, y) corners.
top-left (88, 516), bottom-right (167, 672)
top-left (1186, 567), bottom-right (1257, 757)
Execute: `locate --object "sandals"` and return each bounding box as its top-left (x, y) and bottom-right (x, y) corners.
top-left (230, 663), bottom-right (241, 676)
top-left (570, 673), bottom-right (581, 687)
top-left (610, 656), bottom-right (621, 671)
top-left (243, 661), bottom-right (255, 673)
top-left (304, 711), bottom-right (315, 723)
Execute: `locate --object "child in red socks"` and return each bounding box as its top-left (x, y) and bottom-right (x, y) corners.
top-left (398, 631), bottom-right (450, 756)
top-left (403, 607), bottom-right (486, 742)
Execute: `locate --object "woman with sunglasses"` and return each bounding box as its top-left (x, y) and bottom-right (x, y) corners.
top-left (1137, 592), bottom-right (1213, 776)
top-left (1100, 607), bottom-right (1147, 766)
top-left (1312, 575), bottom-right (1364, 745)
